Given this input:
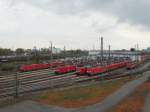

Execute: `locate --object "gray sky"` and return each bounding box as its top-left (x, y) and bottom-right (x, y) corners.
top-left (0, 0), bottom-right (150, 50)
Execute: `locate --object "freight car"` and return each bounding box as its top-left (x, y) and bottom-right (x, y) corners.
top-left (55, 65), bottom-right (76, 74)
top-left (76, 61), bottom-right (128, 76)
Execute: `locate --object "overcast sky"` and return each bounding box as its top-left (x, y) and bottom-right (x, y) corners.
top-left (0, 0), bottom-right (150, 50)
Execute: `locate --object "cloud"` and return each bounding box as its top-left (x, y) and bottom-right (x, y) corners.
top-left (20, 0), bottom-right (150, 28)
top-left (0, 0), bottom-right (150, 50)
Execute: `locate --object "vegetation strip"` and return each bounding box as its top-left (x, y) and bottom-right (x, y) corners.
top-left (35, 77), bottom-right (134, 108)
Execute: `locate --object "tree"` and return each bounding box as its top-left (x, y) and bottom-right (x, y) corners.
top-left (15, 48), bottom-right (25, 55)
top-left (0, 48), bottom-right (13, 56)
top-left (130, 48), bottom-right (136, 52)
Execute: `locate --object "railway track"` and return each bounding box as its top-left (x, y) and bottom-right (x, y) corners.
top-left (0, 62), bottom-right (150, 99)
top-left (0, 69), bottom-right (54, 80)
top-left (0, 71), bottom-right (76, 89)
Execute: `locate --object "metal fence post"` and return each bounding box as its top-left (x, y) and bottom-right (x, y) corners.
top-left (15, 72), bottom-right (19, 98)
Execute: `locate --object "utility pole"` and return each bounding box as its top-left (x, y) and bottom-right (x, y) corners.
top-left (108, 45), bottom-right (111, 64)
top-left (33, 46), bottom-right (37, 57)
top-left (101, 37), bottom-right (104, 66)
top-left (137, 44), bottom-right (139, 62)
top-left (64, 46), bottom-right (66, 61)
top-left (134, 44), bottom-right (138, 63)
top-left (50, 41), bottom-right (53, 61)
top-left (56, 48), bottom-right (59, 59)
top-left (33, 46), bottom-right (39, 63)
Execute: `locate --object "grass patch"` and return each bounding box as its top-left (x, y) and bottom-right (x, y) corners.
top-left (35, 76), bottom-right (135, 108)
top-left (0, 98), bottom-right (18, 108)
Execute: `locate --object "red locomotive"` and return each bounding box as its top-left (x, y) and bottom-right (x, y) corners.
top-left (20, 63), bottom-right (52, 72)
top-left (76, 61), bottom-right (129, 76)
top-left (19, 61), bottom-right (64, 72)
top-left (55, 65), bottom-right (77, 74)
top-left (126, 62), bottom-right (137, 70)
top-left (76, 67), bottom-right (88, 75)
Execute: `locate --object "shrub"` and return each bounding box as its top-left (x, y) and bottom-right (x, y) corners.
top-left (0, 63), bottom-right (16, 71)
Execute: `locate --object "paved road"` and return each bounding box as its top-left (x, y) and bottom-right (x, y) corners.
top-left (0, 71), bottom-right (150, 112)
top-left (74, 71), bottom-right (150, 112)
top-left (0, 101), bottom-right (74, 112)
top-left (144, 94), bottom-right (150, 112)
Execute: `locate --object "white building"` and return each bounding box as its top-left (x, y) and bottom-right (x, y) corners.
top-left (89, 50), bottom-right (141, 61)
